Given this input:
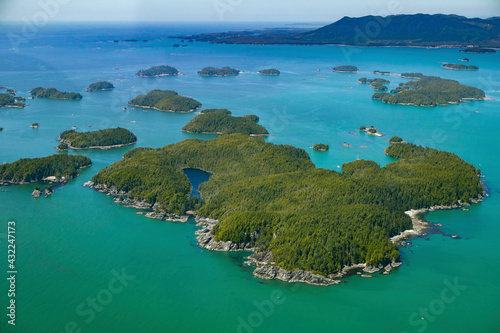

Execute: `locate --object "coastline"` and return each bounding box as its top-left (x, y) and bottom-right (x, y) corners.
top-left (55, 137), bottom-right (137, 151)
top-left (128, 103), bottom-right (201, 113)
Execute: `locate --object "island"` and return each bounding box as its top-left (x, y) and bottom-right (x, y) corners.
top-left (388, 136), bottom-right (403, 143)
top-left (30, 87), bottom-right (82, 100)
top-left (358, 78), bottom-right (390, 91)
top-left (442, 63), bottom-right (479, 70)
top-left (177, 14), bottom-right (500, 48)
top-left (84, 134), bottom-right (483, 285)
top-left (332, 65), bottom-right (358, 73)
top-left (373, 70), bottom-right (390, 75)
top-left (359, 125), bottom-right (383, 137)
top-left (0, 154), bottom-right (91, 185)
top-left (312, 143), bottom-right (329, 151)
top-left (459, 58), bottom-right (470, 62)
top-left (128, 90), bottom-right (202, 112)
top-left (200, 108), bottom-right (232, 115)
top-left (182, 109), bottom-right (268, 135)
top-left (31, 123), bottom-right (40, 128)
top-left (136, 65), bottom-right (180, 77)
top-left (259, 69), bottom-right (281, 76)
top-left (197, 67), bottom-right (240, 77)
top-left (0, 93), bottom-right (25, 108)
top-left (85, 81), bottom-right (115, 92)
top-left (372, 76), bottom-right (485, 107)
top-left (56, 127), bottom-right (137, 151)
top-left (460, 47), bottom-right (496, 53)
top-left (400, 73), bottom-right (425, 79)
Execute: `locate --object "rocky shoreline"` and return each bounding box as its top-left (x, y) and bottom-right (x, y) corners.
top-left (83, 181), bottom-right (189, 222)
top-left (55, 138), bottom-right (137, 151)
top-left (128, 104), bottom-right (201, 113)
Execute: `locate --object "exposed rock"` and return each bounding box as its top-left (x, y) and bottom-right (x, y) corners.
top-left (44, 187), bottom-right (54, 197)
top-left (360, 274), bottom-right (373, 278)
top-left (31, 188), bottom-right (42, 198)
top-left (253, 265), bottom-right (340, 286)
top-left (145, 211), bottom-right (188, 223)
top-left (363, 265), bottom-right (382, 274)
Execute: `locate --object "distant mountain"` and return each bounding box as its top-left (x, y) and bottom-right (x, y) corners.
top-left (180, 14), bottom-right (500, 47)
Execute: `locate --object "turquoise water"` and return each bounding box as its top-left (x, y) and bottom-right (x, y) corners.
top-left (0, 23), bottom-right (499, 332)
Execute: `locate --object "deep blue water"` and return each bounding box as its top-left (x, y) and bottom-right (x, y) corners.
top-left (183, 168), bottom-right (212, 199)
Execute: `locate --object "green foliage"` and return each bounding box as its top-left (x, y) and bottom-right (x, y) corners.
top-left (0, 93), bottom-right (25, 107)
top-left (373, 76), bottom-right (485, 106)
top-left (389, 136), bottom-right (403, 143)
top-left (57, 142), bottom-right (69, 150)
top-left (30, 87), bottom-right (82, 100)
top-left (312, 143), bottom-right (329, 151)
top-left (90, 135), bottom-right (482, 275)
top-left (59, 127), bottom-right (137, 148)
top-left (259, 69), bottom-right (281, 75)
top-left (129, 90), bottom-right (201, 112)
top-left (359, 78), bottom-right (390, 85)
top-left (182, 110), bottom-right (268, 135)
top-left (401, 73), bottom-right (425, 79)
top-left (332, 65), bottom-right (358, 72)
top-left (200, 108), bottom-right (232, 115)
top-left (460, 47), bottom-right (496, 53)
top-left (0, 154), bottom-right (91, 182)
top-left (136, 65), bottom-right (179, 77)
top-left (85, 81), bottom-right (114, 92)
top-left (197, 67), bottom-right (240, 76)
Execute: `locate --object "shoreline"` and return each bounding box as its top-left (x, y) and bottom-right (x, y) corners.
top-left (56, 138), bottom-right (137, 151)
top-left (128, 103), bottom-right (201, 113)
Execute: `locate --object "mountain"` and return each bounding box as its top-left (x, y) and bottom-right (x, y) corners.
top-left (180, 14), bottom-right (500, 47)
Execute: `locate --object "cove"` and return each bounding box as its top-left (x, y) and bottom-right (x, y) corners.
top-left (182, 168), bottom-right (212, 199)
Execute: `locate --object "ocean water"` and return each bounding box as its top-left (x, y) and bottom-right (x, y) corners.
top-left (0, 23), bottom-right (499, 333)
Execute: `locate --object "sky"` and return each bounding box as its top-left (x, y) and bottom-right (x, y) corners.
top-left (0, 0), bottom-right (499, 22)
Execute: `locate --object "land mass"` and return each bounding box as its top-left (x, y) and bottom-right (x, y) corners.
top-left (30, 87), bottom-right (82, 100)
top-left (176, 14), bottom-right (500, 47)
top-left (136, 65), bottom-right (179, 77)
top-left (312, 143), bottom-right (329, 151)
top-left (0, 154), bottom-right (91, 185)
top-left (85, 134), bottom-right (483, 285)
top-left (0, 93), bottom-right (26, 108)
top-left (259, 69), bottom-right (281, 75)
top-left (442, 63), bottom-right (479, 70)
top-left (129, 90), bottom-right (201, 112)
top-left (197, 67), bottom-right (240, 77)
top-left (56, 127), bottom-right (137, 151)
top-left (373, 76), bottom-right (485, 106)
top-left (182, 109), bottom-right (268, 135)
top-left (85, 81), bottom-right (115, 92)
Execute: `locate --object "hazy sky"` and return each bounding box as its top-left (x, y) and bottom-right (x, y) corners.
top-left (0, 0), bottom-right (499, 22)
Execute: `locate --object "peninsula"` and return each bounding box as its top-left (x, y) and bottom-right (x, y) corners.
top-left (358, 78), bottom-right (390, 91)
top-left (56, 127), bottom-right (137, 151)
top-left (136, 65), bottom-right (179, 77)
top-left (85, 134), bottom-right (483, 285)
top-left (85, 81), bottom-right (115, 92)
top-left (197, 67), bottom-right (240, 77)
top-left (372, 76), bottom-right (485, 106)
top-left (182, 109), bottom-right (268, 135)
top-left (0, 154), bottom-right (91, 185)
top-left (30, 87), bottom-right (82, 100)
top-left (129, 90), bottom-right (201, 112)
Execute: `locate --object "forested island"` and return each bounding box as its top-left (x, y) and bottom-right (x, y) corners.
top-left (0, 93), bottom-right (25, 108)
top-left (359, 125), bottom-right (383, 136)
top-left (30, 87), bottom-right (82, 100)
top-left (388, 136), bottom-right (403, 143)
top-left (312, 143), bottom-right (329, 151)
top-left (56, 127), bottom-right (137, 151)
top-left (442, 63), bottom-right (479, 70)
top-left (0, 154), bottom-right (91, 185)
top-left (332, 65), bottom-right (358, 73)
top-left (85, 134), bottom-right (483, 285)
top-left (182, 109), bottom-right (268, 135)
top-left (358, 78), bottom-right (390, 91)
top-left (136, 65), bottom-right (179, 77)
top-left (373, 70), bottom-right (390, 75)
top-left (259, 69), bottom-right (281, 75)
top-left (85, 81), bottom-right (115, 92)
top-left (400, 73), bottom-right (425, 79)
top-left (129, 90), bottom-right (201, 112)
top-left (460, 47), bottom-right (496, 53)
top-left (373, 76), bottom-right (485, 106)
top-left (197, 67), bottom-right (240, 77)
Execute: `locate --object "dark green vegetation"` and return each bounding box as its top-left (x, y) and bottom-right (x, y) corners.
top-left (374, 70), bottom-right (390, 75)
top-left (0, 93), bottom-right (25, 108)
top-left (359, 78), bottom-right (390, 91)
top-left (259, 69), bottom-right (281, 75)
top-left (460, 47), bottom-right (496, 53)
top-left (181, 14), bottom-right (500, 47)
top-left (90, 135), bottom-right (482, 275)
top-left (332, 65), bottom-right (358, 73)
top-left (58, 127), bottom-right (137, 149)
top-left (200, 108), bottom-right (232, 115)
top-left (388, 136), bottom-right (403, 143)
top-left (373, 76), bottom-right (485, 106)
top-left (401, 73), bottom-right (425, 79)
top-left (0, 154), bottom-right (91, 183)
top-left (197, 67), bottom-right (240, 77)
top-left (182, 110), bottom-right (268, 135)
top-left (136, 65), bottom-right (179, 77)
top-left (312, 143), bottom-right (329, 151)
top-left (85, 81), bottom-right (114, 92)
top-left (30, 87), bottom-right (82, 100)
top-left (129, 90), bottom-right (201, 112)
top-left (442, 63), bottom-right (479, 70)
